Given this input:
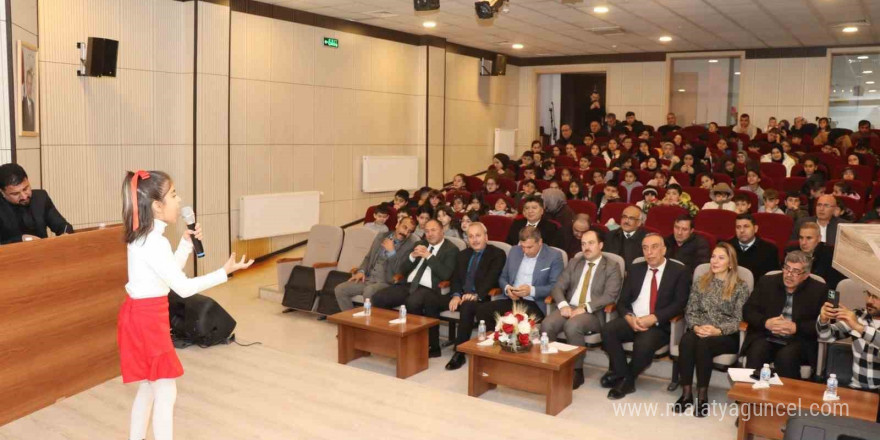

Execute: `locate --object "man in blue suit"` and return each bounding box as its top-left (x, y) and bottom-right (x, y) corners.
top-left (476, 226), bottom-right (564, 328)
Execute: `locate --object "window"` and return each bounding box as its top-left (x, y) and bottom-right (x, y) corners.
top-left (829, 53), bottom-right (880, 130)
top-left (669, 57), bottom-right (741, 127)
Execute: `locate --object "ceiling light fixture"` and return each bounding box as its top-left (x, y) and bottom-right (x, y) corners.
top-left (867, 81), bottom-right (876, 85)
top-left (677, 89), bottom-right (686, 92)
top-left (422, 21), bottom-right (437, 28)
top-left (593, 6), bottom-right (609, 13)
top-left (858, 56), bottom-right (870, 60)
top-left (869, 89), bottom-right (878, 93)
top-left (708, 59), bottom-right (719, 63)
top-left (864, 70), bottom-right (874, 74)
top-left (512, 43), bottom-right (524, 49)
top-left (659, 35), bottom-right (672, 42)
top-left (734, 71), bottom-right (741, 75)
top-left (842, 26), bottom-right (858, 33)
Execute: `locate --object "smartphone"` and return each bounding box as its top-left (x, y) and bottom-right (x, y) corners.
top-left (827, 289), bottom-right (840, 308)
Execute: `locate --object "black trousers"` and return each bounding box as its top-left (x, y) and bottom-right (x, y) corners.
top-left (371, 284), bottom-right (450, 350)
top-left (474, 299), bottom-right (545, 333)
top-left (678, 330), bottom-right (739, 387)
top-left (453, 299), bottom-right (496, 349)
top-left (601, 317), bottom-right (669, 382)
top-left (744, 337), bottom-right (815, 379)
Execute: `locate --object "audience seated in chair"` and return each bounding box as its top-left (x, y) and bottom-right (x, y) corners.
top-left (664, 214), bottom-right (711, 273)
top-left (334, 218), bottom-right (417, 311)
top-left (543, 230), bottom-right (622, 389)
top-left (604, 205), bottom-right (647, 273)
top-left (370, 219), bottom-right (459, 357)
top-left (444, 222), bottom-right (507, 371)
top-left (674, 243), bottom-right (750, 417)
top-left (505, 195), bottom-right (561, 248)
top-left (728, 213), bottom-right (779, 280)
top-left (791, 194), bottom-right (846, 246)
top-left (741, 251), bottom-right (825, 379)
top-left (600, 233), bottom-right (691, 400)
top-left (786, 222), bottom-right (843, 289)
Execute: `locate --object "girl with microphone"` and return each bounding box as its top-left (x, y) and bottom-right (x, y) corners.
top-left (118, 170), bottom-right (253, 440)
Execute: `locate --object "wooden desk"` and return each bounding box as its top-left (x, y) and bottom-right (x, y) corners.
top-left (727, 378), bottom-right (879, 440)
top-left (327, 307), bottom-right (439, 379)
top-left (0, 226), bottom-right (127, 426)
top-left (458, 338), bottom-right (586, 416)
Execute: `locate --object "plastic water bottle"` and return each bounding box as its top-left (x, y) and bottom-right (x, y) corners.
top-left (540, 332), bottom-right (550, 354)
top-left (363, 298), bottom-right (371, 317)
top-left (477, 320), bottom-right (487, 341)
top-left (399, 305), bottom-right (407, 323)
top-left (826, 374), bottom-right (838, 398)
top-left (760, 363), bottom-right (772, 383)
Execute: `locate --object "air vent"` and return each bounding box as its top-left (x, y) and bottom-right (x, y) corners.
top-left (590, 26), bottom-right (625, 36)
top-left (364, 10), bottom-right (398, 19)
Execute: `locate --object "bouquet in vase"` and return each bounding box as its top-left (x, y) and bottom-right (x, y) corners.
top-left (492, 302), bottom-right (539, 353)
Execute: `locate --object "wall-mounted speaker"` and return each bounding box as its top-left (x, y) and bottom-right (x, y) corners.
top-left (492, 53), bottom-right (507, 76)
top-left (79, 37), bottom-right (118, 77)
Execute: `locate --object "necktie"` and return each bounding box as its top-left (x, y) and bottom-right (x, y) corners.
top-left (464, 251), bottom-right (482, 293)
top-left (625, 232), bottom-right (632, 239)
top-left (576, 262), bottom-right (595, 308)
top-left (741, 244), bottom-right (748, 252)
top-left (410, 245), bottom-right (434, 292)
top-left (649, 268), bottom-right (659, 314)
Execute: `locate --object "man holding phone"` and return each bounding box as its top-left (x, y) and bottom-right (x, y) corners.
top-left (818, 287), bottom-right (880, 421)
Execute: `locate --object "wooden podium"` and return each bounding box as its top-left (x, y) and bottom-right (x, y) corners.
top-left (833, 223), bottom-right (880, 292)
top-left (0, 226), bottom-right (127, 426)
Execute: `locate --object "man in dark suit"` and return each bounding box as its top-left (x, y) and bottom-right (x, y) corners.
top-left (555, 124), bottom-right (579, 147)
top-left (334, 217), bottom-right (417, 311)
top-left (604, 205), bottom-right (646, 273)
top-left (586, 91), bottom-right (605, 127)
top-left (561, 214), bottom-right (591, 259)
top-left (477, 226), bottom-right (564, 326)
top-left (603, 113), bottom-right (625, 135)
top-left (623, 111), bottom-right (645, 134)
top-left (444, 222), bottom-right (506, 370)
top-left (741, 250), bottom-right (826, 379)
top-left (728, 213), bottom-right (779, 280)
top-left (371, 219), bottom-right (459, 357)
top-left (665, 214), bottom-right (711, 273)
top-left (505, 195), bottom-right (560, 248)
top-left (786, 221), bottom-right (842, 289)
top-left (600, 233), bottom-right (691, 399)
top-left (543, 230), bottom-right (622, 388)
top-left (0, 163), bottom-right (72, 244)
top-left (657, 112), bottom-right (681, 138)
top-left (791, 195), bottom-right (845, 246)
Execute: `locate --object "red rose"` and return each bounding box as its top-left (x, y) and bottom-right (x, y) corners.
top-left (515, 314), bottom-right (525, 322)
top-left (502, 323), bottom-right (514, 334)
top-left (517, 333), bottom-right (531, 346)
top-left (528, 319), bottom-right (536, 326)
top-left (493, 332), bottom-right (500, 341)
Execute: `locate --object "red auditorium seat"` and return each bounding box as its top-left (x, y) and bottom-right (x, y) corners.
top-left (535, 179), bottom-right (552, 191)
top-left (445, 190), bottom-right (471, 203)
top-left (628, 186), bottom-right (644, 203)
top-left (760, 162), bottom-right (787, 181)
top-left (645, 205), bottom-right (688, 236)
top-left (599, 202), bottom-right (634, 226)
top-left (753, 213), bottom-right (793, 249)
top-left (566, 199), bottom-right (598, 220)
top-left (682, 186), bottom-right (710, 208)
top-left (833, 164), bottom-right (873, 181)
top-left (711, 173), bottom-right (733, 185)
top-left (484, 194), bottom-right (515, 212)
top-left (838, 196), bottom-right (866, 221)
top-left (783, 177), bottom-right (806, 194)
top-left (590, 157), bottom-right (607, 169)
top-left (479, 215), bottom-right (514, 242)
top-left (364, 205), bottom-right (398, 230)
top-left (694, 209), bottom-right (737, 241)
top-left (694, 230), bottom-right (717, 249)
top-left (497, 177), bottom-right (517, 195)
top-left (555, 156), bottom-right (577, 168)
top-left (464, 175), bottom-right (484, 193)
top-left (825, 179), bottom-right (869, 199)
top-left (734, 190), bottom-right (759, 214)
top-left (671, 171), bottom-right (693, 186)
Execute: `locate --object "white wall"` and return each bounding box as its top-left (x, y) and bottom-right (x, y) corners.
top-left (738, 57), bottom-right (829, 129)
top-left (536, 73), bottom-right (560, 139)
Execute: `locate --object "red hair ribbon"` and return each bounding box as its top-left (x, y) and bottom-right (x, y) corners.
top-left (130, 170), bottom-right (151, 231)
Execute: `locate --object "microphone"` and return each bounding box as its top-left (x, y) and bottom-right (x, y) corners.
top-left (181, 206), bottom-right (205, 258)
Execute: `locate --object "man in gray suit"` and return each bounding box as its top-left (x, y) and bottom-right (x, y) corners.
top-left (476, 226), bottom-right (564, 327)
top-left (334, 217), bottom-right (416, 311)
top-left (542, 229), bottom-right (622, 389)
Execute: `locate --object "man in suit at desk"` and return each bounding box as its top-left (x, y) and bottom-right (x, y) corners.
top-left (444, 222), bottom-right (507, 370)
top-left (543, 229), bottom-right (622, 389)
top-left (0, 163), bottom-right (72, 244)
top-left (371, 219), bottom-right (459, 357)
top-left (604, 205), bottom-right (646, 273)
top-left (600, 233), bottom-right (691, 399)
top-left (477, 226), bottom-right (564, 328)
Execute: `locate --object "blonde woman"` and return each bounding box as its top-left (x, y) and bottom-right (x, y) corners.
top-left (673, 242), bottom-right (750, 417)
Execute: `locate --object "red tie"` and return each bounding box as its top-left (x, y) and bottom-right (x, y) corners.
top-left (649, 268), bottom-right (658, 314)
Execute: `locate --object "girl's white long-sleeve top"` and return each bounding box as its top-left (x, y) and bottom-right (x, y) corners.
top-left (125, 219), bottom-right (227, 299)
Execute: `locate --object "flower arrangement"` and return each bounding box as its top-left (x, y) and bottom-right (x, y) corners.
top-left (492, 302), bottom-right (539, 353)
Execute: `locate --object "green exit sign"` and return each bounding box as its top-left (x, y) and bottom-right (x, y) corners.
top-left (323, 37), bottom-right (339, 48)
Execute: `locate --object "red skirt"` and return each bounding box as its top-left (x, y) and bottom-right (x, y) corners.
top-left (117, 295), bottom-right (184, 384)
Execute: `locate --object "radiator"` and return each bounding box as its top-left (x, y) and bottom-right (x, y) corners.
top-left (238, 191), bottom-right (321, 240)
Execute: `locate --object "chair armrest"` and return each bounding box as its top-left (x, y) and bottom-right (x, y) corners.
top-left (438, 281), bottom-right (450, 288)
top-left (488, 288), bottom-right (501, 297)
top-left (312, 262), bottom-right (338, 269)
top-left (392, 274), bottom-right (404, 284)
top-left (277, 257), bottom-right (304, 264)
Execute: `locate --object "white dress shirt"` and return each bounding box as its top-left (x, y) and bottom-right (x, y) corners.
top-left (407, 239), bottom-right (445, 289)
top-left (125, 219), bottom-right (227, 299)
top-left (513, 248), bottom-right (541, 300)
top-left (818, 223), bottom-right (827, 242)
top-left (559, 255), bottom-right (602, 312)
top-left (632, 259), bottom-right (667, 317)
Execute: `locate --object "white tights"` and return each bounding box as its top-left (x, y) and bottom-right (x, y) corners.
top-left (129, 379), bottom-right (177, 440)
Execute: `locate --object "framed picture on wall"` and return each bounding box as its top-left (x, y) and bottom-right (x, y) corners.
top-left (16, 40), bottom-right (39, 137)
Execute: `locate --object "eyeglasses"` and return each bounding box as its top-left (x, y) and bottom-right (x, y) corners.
top-left (621, 215), bottom-right (640, 222)
top-left (782, 265), bottom-right (805, 276)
